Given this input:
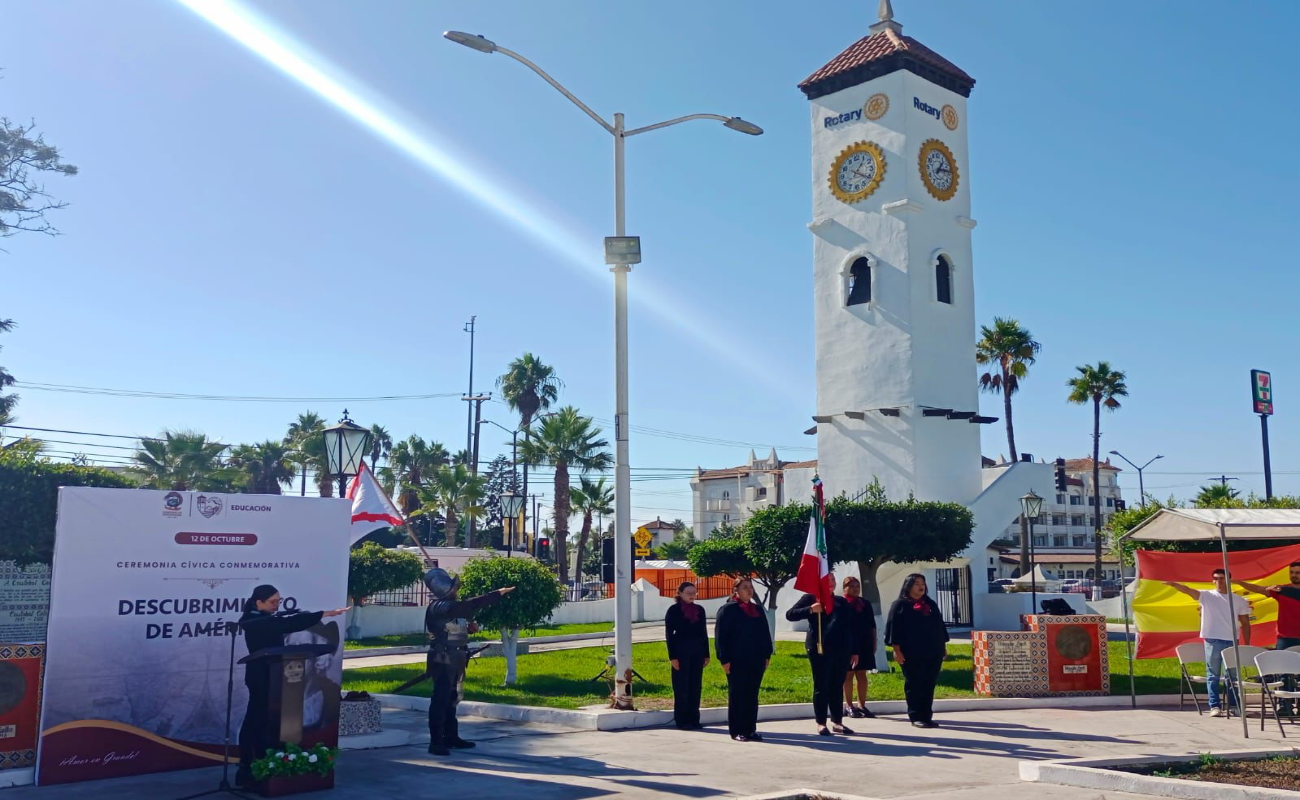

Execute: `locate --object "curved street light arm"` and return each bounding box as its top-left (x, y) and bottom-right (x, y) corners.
top-left (496, 45), bottom-right (614, 134)
top-left (623, 113), bottom-right (732, 137)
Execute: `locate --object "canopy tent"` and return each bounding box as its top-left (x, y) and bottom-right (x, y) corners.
top-left (1120, 508), bottom-right (1300, 738)
top-left (1011, 565), bottom-right (1058, 585)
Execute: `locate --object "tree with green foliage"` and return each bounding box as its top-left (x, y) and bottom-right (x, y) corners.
top-left (367, 424), bottom-right (393, 471)
top-left (0, 318), bottom-right (17, 421)
top-left (688, 507), bottom-right (806, 610)
top-left (0, 448), bottom-right (133, 565)
top-left (346, 541), bottom-right (425, 604)
top-left (480, 454), bottom-right (519, 548)
top-left (131, 430), bottom-right (236, 491)
top-left (1, 118), bottom-right (78, 241)
top-left (686, 526), bottom-right (752, 585)
top-left (284, 412), bottom-right (326, 496)
top-left (228, 440), bottom-right (296, 495)
top-left (656, 528), bottom-right (696, 561)
top-left (458, 556), bottom-right (563, 684)
top-left (413, 463), bottom-right (485, 547)
top-left (1194, 483), bottom-right (1240, 508)
top-left (519, 407), bottom-right (611, 585)
top-left (570, 475), bottom-right (613, 581)
top-left (825, 485), bottom-right (974, 627)
top-left (1067, 361), bottom-right (1129, 583)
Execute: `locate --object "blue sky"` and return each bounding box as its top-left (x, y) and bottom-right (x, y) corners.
top-left (3, 0), bottom-right (1297, 526)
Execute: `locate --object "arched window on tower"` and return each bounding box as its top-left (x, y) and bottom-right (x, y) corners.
top-left (846, 257), bottom-right (871, 306)
top-left (936, 255), bottom-right (953, 304)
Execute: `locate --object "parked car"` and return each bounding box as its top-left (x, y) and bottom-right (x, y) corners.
top-left (1059, 579), bottom-right (1095, 595)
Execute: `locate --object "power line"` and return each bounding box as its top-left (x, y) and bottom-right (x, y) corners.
top-left (15, 381), bottom-right (464, 403)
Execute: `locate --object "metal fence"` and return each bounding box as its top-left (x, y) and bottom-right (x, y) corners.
top-left (366, 581), bottom-right (430, 606)
top-left (933, 566), bottom-right (972, 628)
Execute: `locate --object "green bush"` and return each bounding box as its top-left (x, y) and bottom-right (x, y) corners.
top-left (0, 449), bottom-right (134, 565)
top-left (458, 555), bottom-right (563, 684)
top-left (347, 542), bottom-right (424, 603)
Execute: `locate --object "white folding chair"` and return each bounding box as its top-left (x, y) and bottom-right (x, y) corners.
top-left (1254, 650), bottom-right (1300, 736)
top-left (1221, 645), bottom-right (1276, 720)
top-left (1175, 641), bottom-right (1210, 715)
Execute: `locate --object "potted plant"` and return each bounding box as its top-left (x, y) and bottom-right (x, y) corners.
top-left (249, 742), bottom-right (338, 797)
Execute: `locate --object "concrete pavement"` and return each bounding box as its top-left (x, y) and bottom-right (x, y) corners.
top-left (8, 702), bottom-right (1287, 799)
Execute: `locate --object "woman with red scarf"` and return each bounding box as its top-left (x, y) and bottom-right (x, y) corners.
top-left (884, 573), bottom-right (949, 728)
top-left (665, 581), bottom-right (710, 730)
top-left (714, 577), bottom-right (773, 742)
top-left (840, 575), bottom-right (877, 719)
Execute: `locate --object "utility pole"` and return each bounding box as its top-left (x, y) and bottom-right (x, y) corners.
top-left (464, 316), bottom-right (476, 465)
top-left (1208, 475), bottom-right (1239, 488)
top-left (463, 392), bottom-right (491, 548)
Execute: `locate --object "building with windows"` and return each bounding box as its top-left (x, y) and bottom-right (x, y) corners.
top-left (690, 450), bottom-right (817, 538)
top-left (985, 457), bottom-right (1125, 582)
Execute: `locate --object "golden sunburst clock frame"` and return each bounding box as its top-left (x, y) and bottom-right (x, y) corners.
top-left (918, 138), bottom-right (959, 202)
top-left (828, 141), bottom-right (887, 204)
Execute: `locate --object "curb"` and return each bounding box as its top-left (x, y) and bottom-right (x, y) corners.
top-left (373, 692), bottom-right (1186, 732)
top-left (1021, 747), bottom-right (1300, 800)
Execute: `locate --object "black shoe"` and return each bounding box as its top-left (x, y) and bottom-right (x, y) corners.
top-left (449, 738), bottom-right (476, 749)
top-left (732, 734), bottom-right (750, 742)
top-left (428, 744), bottom-right (450, 756)
top-left (848, 705), bottom-right (866, 718)
top-left (749, 732), bottom-right (763, 742)
top-left (817, 726), bottom-right (832, 736)
top-left (833, 724), bottom-right (855, 735)
top-left (912, 720), bottom-right (938, 729)
top-left (859, 705), bottom-right (875, 719)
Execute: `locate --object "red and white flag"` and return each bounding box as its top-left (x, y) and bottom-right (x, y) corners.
top-left (346, 462), bottom-right (405, 545)
top-left (794, 475), bottom-right (834, 609)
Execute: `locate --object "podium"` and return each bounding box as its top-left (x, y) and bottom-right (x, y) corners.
top-left (239, 643), bottom-right (335, 748)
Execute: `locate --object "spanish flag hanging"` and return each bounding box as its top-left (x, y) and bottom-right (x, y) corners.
top-left (1133, 544), bottom-right (1300, 658)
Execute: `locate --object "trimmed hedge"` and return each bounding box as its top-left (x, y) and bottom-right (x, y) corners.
top-left (0, 450), bottom-right (134, 565)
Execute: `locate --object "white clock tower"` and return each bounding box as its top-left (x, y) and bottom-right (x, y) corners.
top-left (801, 1), bottom-right (988, 504)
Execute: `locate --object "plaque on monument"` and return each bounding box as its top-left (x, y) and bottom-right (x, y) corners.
top-left (0, 562), bottom-right (51, 644)
top-left (973, 614), bottom-right (1109, 697)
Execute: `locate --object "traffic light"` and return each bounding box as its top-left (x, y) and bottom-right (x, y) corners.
top-left (1054, 458), bottom-right (1068, 493)
top-left (601, 537), bottom-right (615, 583)
top-left (536, 537), bottom-right (551, 561)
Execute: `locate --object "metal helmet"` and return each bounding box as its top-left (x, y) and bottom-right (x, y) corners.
top-left (423, 568), bottom-right (459, 600)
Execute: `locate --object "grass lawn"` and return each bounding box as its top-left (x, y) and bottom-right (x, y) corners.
top-left (341, 641), bottom-right (1181, 710)
top-left (343, 622), bottom-right (614, 650)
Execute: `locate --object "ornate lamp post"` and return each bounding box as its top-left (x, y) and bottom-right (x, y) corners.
top-left (500, 492), bottom-right (525, 558)
top-left (1020, 489), bottom-right (1044, 613)
top-left (322, 410), bottom-right (372, 498)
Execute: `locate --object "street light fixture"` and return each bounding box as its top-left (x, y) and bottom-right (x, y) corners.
top-left (445, 29), bottom-right (762, 710)
top-left (1108, 451), bottom-right (1162, 508)
top-left (1020, 489), bottom-right (1044, 614)
top-left (322, 410), bottom-right (372, 498)
top-left (500, 492), bottom-right (526, 557)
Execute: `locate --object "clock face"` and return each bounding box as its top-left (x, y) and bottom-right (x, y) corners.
top-left (828, 141), bottom-right (886, 204)
top-left (918, 139), bottom-right (959, 202)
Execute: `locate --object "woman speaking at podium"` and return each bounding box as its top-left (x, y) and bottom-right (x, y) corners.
top-left (236, 584), bottom-right (349, 788)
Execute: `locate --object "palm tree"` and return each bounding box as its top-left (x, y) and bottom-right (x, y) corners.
top-left (976, 318), bottom-right (1040, 462)
top-left (368, 424), bottom-right (393, 471)
top-left (519, 407), bottom-right (612, 584)
top-left (1195, 483), bottom-right (1241, 508)
top-left (570, 476), bottom-right (613, 582)
top-left (976, 317), bottom-right (1041, 577)
top-left (417, 463), bottom-right (486, 547)
top-left (131, 430), bottom-right (235, 491)
top-left (1067, 362), bottom-right (1129, 582)
top-left (229, 440), bottom-right (297, 495)
top-left (498, 354), bottom-right (563, 529)
top-left (0, 318), bottom-right (17, 420)
top-left (383, 435), bottom-right (449, 514)
top-left (284, 412), bottom-right (325, 496)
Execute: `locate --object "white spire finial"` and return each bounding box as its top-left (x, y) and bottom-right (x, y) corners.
top-left (870, 0), bottom-right (903, 34)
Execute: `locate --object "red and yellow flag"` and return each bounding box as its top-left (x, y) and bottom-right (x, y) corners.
top-left (1133, 544), bottom-right (1300, 658)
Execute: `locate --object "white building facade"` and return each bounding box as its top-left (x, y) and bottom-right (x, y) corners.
top-left (690, 449), bottom-right (817, 538)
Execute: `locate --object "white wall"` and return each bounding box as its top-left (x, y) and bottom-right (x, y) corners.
top-left (967, 461), bottom-right (1053, 627)
top-left (979, 592), bottom-right (1087, 632)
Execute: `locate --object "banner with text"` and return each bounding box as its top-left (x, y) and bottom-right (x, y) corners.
top-left (36, 488), bottom-right (350, 785)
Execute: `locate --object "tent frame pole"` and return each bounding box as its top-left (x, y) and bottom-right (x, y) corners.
top-left (1120, 538), bottom-right (1136, 709)
top-left (1219, 521), bottom-right (1250, 739)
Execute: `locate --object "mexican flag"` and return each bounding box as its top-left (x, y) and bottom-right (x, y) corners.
top-left (794, 475), bottom-right (834, 609)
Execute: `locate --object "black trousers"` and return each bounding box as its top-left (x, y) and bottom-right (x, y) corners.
top-left (237, 683), bottom-right (269, 776)
top-left (901, 654), bottom-right (944, 723)
top-left (428, 664), bottom-right (461, 745)
top-left (808, 648), bottom-right (851, 725)
top-left (726, 662), bottom-right (765, 738)
top-left (671, 652), bottom-right (706, 728)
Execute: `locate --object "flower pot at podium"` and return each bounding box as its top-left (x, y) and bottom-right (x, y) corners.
top-left (258, 771), bottom-right (335, 797)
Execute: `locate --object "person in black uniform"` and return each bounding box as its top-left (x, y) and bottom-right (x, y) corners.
top-left (423, 568), bottom-right (515, 755)
top-left (714, 577), bottom-right (773, 742)
top-left (665, 581), bottom-right (710, 730)
top-left (786, 573), bottom-right (858, 736)
top-left (884, 573), bottom-right (949, 728)
top-left (235, 584), bottom-right (349, 788)
top-left (840, 575), bottom-right (877, 719)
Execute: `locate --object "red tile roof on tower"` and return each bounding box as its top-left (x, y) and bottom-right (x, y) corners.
top-left (1063, 458), bottom-right (1123, 473)
top-left (799, 27), bottom-right (974, 100)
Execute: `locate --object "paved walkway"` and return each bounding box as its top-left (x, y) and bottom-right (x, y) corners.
top-left (10, 703), bottom-right (1291, 799)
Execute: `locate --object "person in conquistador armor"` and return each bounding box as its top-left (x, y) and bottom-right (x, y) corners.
top-left (423, 568), bottom-right (514, 755)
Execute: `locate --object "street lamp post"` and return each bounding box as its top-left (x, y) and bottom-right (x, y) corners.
top-left (1020, 489), bottom-right (1044, 615)
top-left (322, 410), bottom-right (372, 498)
top-left (1108, 451), bottom-right (1162, 508)
top-left (445, 30), bottom-right (762, 710)
top-left (500, 492), bottom-right (526, 558)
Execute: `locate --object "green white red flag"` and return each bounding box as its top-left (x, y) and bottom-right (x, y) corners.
top-left (794, 475), bottom-right (834, 609)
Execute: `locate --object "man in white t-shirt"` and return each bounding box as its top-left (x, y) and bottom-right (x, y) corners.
top-left (1165, 568), bottom-right (1252, 717)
